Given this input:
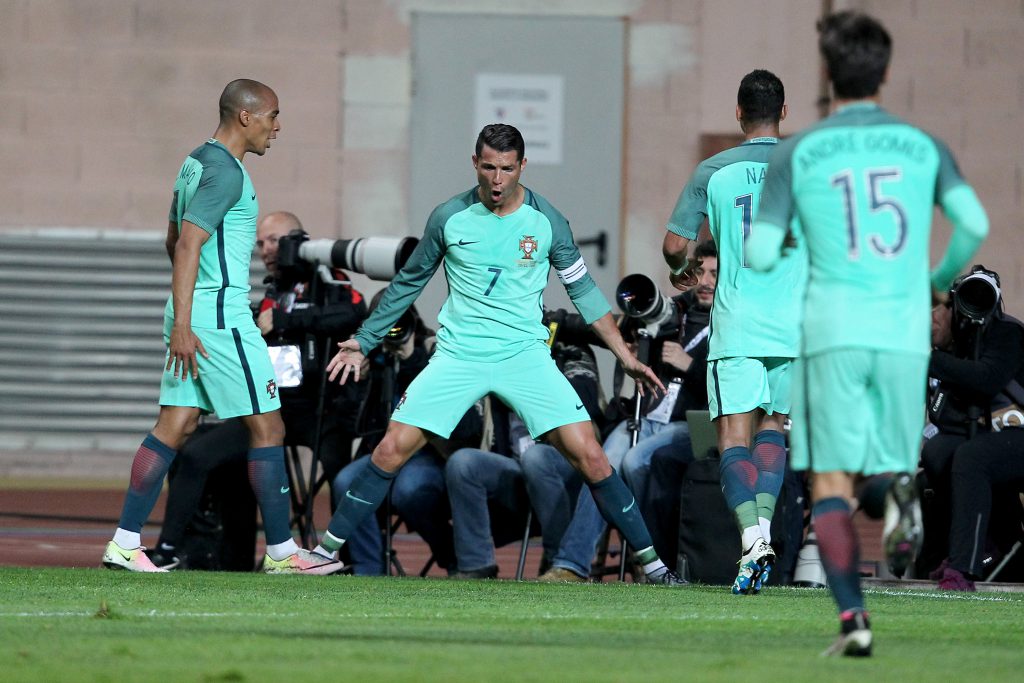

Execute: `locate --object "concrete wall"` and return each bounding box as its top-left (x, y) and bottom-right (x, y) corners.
top-left (0, 0), bottom-right (1020, 309)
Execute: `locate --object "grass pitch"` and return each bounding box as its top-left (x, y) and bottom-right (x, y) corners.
top-left (1, 567), bottom-right (1021, 682)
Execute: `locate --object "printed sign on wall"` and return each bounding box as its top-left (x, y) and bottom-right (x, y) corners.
top-left (475, 74), bottom-right (564, 165)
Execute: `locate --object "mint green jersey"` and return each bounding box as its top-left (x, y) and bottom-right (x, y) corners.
top-left (164, 139), bottom-right (259, 329)
top-left (667, 137), bottom-right (805, 360)
top-left (354, 187), bottom-right (610, 362)
top-left (754, 103), bottom-right (984, 357)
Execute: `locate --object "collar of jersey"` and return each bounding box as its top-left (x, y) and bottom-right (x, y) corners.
top-left (834, 101), bottom-right (881, 115)
top-left (205, 138), bottom-right (231, 153)
top-left (743, 136), bottom-right (779, 145)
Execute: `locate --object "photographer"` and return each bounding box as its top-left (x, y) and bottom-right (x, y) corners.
top-left (607, 240), bottom-right (717, 507)
top-left (537, 242), bottom-right (717, 581)
top-left (257, 211), bottom-right (367, 484)
top-left (920, 266), bottom-right (1024, 590)
top-left (148, 211), bottom-right (367, 569)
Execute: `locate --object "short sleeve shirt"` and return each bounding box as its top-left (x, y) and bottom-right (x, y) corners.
top-left (755, 104), bottom-right (969, 356)
top-left (164, 139), bottom-right (258, 329)
top-left (667, 138), bottom-right (805, 360)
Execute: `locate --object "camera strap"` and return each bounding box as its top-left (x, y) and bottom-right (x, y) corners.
top-left (683, 326), bottom-right (709, 353)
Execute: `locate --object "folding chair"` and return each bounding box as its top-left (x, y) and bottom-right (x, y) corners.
top-left (381, 491), bottom-right (436, 578)
top-left (514, 508), bottom-right (534, 580)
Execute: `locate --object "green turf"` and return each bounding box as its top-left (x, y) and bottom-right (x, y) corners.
top-left (1, 568), bottom-right (1021, 682)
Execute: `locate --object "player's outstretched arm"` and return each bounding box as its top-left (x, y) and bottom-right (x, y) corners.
top-left (589, 312), bottom-right (666, 397)
top-left (326, 338), bottom-right (366, 385)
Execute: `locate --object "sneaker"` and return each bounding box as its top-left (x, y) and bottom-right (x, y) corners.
top-left (262, 549), bottom-right (346, 575)
top-left (882, 472), bottom-right (922, 578)
top-left (537, 567), bottom-right (587, 583)
top-left (146, 545), bottom-right (182, 570)
top-left (451, 564), bottom-right (499, 580)
top-left (646, 568), bottom-right (689, 586)
top-left (102, 541), bottom-right (168, 573)
top-left (732, 538), bottom-right (774, 595)
top-left (754, 561), bottom-right (772, 593)
top-left (937, 566), bottom-right (976, 592)
top-left (822, 610), bottom-right (872, 657)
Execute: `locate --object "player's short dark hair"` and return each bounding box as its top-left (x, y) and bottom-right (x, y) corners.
top-left (219, 78), bottom-right (274, 123)
top-left (694, 240), bottom-right (717, 261)
top-left (476, 124), bottom-right (526, 161)
top-left (817, 11), bottom-right (892, 99)
top-left (737, 70), bottom-right (785, 126)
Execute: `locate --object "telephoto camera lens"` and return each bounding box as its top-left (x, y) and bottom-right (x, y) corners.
top-left (615, 273), bottom-right (674, 329)
top-left (952, 267), bottom-right (1001, 325)
top-left (298, 236), bottom-right (419, 281)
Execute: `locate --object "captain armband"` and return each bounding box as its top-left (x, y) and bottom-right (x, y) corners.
top-left (556, 257), bottom-right (588, 285)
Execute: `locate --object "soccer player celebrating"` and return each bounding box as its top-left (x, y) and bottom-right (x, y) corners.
top-left (747, 12), bottom-right (989, 656)
top-left (663, 70), bottom-right (805, 595)
top-left (102, 79), bottom-right (343, 575)
top-left (317, 123), bottom-right (686, 586)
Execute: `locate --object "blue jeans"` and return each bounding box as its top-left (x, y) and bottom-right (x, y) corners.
top-left (549, 418), bottom-right (692, 577)
top-left (445, 444), bottom-right (582, 572)
top-left (332, 450), bottom-right (453, 576)
top-left (445, 448), bottom-right (529, 572)
top-left (603, 418), bottom-right (692, 508)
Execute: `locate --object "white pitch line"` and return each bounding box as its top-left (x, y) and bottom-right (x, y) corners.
top-left (864, 588), bottom-right (1018, 602)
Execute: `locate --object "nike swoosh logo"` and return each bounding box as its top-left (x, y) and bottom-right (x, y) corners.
top-left (575, 403), bottom-right (584, 410)
top-left (345, 490), bottom-right (372, 505)
top-left (251, 194), bottom-right (257, 200)
top-left (457, 239), bottom-right (479, 246)
top-left (112, 546), bottom-right (133, 561)
top-left (280, 486), bottom-right (290, 494)
top-left (622, 497), bottom-right (636, 514)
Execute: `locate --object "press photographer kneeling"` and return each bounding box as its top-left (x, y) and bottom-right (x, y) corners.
top-left (919, 266), bottom-right (1024, 589)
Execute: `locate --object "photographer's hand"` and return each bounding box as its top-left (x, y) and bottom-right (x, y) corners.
top-left (257, 308), bottom-right (275, 336)
top-left (661, 341), bottom-right (693, 372)
top-left (167, 323), bottom-right (209, 380)
top-left (327, 338), bottom-right (366, 385)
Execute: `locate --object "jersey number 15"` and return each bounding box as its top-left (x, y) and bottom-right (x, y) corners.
top-left (831, 168), bottom-right (908, 259)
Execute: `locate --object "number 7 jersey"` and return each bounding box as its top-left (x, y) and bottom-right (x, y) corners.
top-left (667, 137), bottom-right (806, 361)
top-left (353, 186), bottom-right (610, 361)
top-left (754, 103), bottom-right (973, 357)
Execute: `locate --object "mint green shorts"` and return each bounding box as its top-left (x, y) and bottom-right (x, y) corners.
top-left (789, 349), bottom-right (927, 475)
top-left (392, 345), bottom-right (588, 438)
top-left (158, 319), bottom-right (281, 419)
top-left (707, 356), bottom-right (794, 419)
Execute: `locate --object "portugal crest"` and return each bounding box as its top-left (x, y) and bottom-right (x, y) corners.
top-left (266, 379), bottom-right (278, 400)
top-left (519, 235), bottom-right (538, 260)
